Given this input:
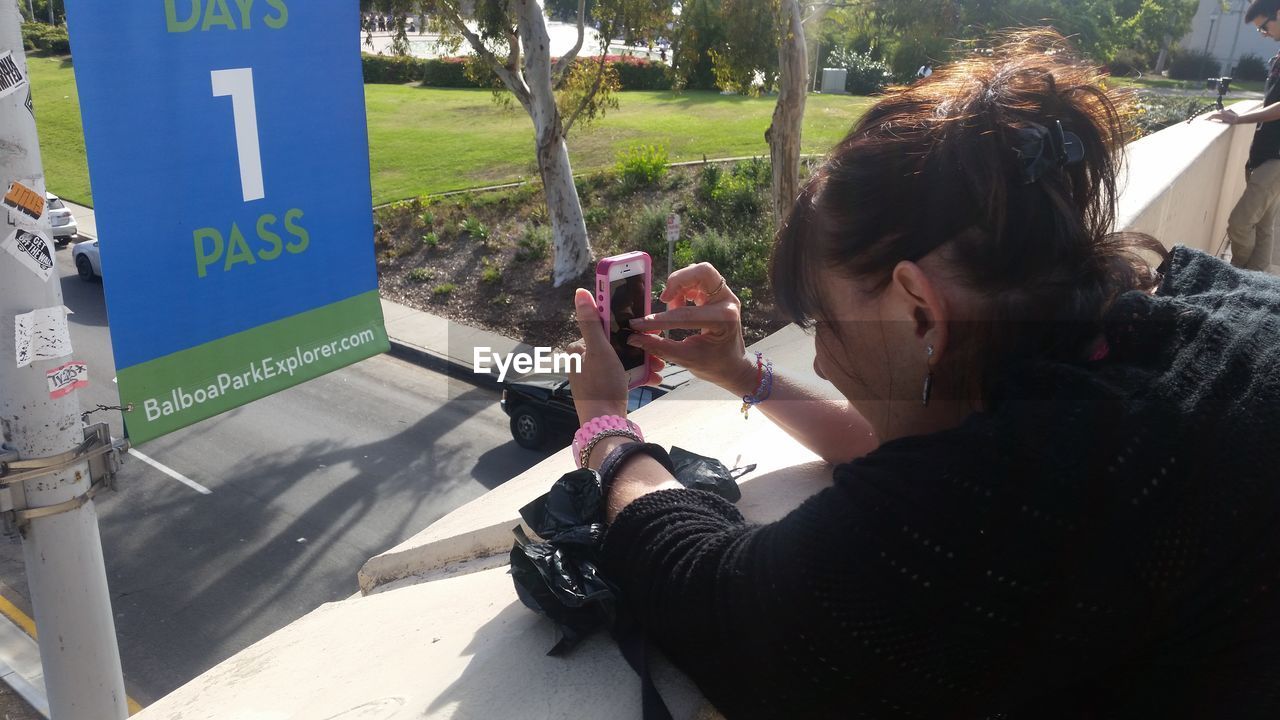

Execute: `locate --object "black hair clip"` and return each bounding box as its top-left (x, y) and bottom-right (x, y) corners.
top-left (1012, 120), bottom-right (1084, 184)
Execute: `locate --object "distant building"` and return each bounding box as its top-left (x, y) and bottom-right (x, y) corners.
top-left (1180, 0), bottom-right (1276, 76)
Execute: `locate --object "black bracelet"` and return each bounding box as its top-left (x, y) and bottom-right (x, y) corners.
top-left (598, 442), bottom-right (675, 493)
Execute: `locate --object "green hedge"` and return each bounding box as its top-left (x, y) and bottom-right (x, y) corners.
top-left (421, 58), bottom-right (473, 87)
top-left (22, 23), bottom-right (70, 55)
top-left (366, 54), bottom-right (673, 90)
top-left (361, 54), bottom-right (429, 84)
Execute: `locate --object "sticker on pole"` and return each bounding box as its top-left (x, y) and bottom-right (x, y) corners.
top-left (3, 180), bottom-right (45, 221)
top-left (63, 0), bottom-right (389, 443)
top-left (47, 361), bottom-right (90, 399)
top-left (0, 50), bottom-right (27, 101)
top-left (14, 306), bottom-right (73, 368)
top-left (2, 228), bottom-right (55, 282)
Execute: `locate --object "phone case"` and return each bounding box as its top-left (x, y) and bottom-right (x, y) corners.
top-left (595, 251), bottom-right (652, 389)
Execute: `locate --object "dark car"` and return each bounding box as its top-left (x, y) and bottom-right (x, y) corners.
top-left (500, 365), bottom-right (691, 449)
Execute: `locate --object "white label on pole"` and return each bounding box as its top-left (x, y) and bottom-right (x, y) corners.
top-left (15, 306), bottom-right (73, 368)
top-left (46, 361), bottom-right (89, 398)
top-left (211, 68), bottom-right (265, 202)
top-left (0, 51), bottom-right (27, 100)
top-left (666, 213), bottom-right (681, 243)
top-left (1, 228), bottom-right (55, 282)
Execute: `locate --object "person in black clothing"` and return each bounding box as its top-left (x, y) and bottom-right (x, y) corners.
top-left (564, 28), bottom-right (1280, 719)
top-left (1208, 0), bottom-right (1280, 270)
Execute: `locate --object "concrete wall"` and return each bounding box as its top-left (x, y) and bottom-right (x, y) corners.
top-left (132, 106), bottom-right (1258, 720)
top-left (1116, 99), bottom-right (1257, 255)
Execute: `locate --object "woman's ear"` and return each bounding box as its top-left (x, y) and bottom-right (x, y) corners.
top-left (889, 260), bottom-right (950, 363)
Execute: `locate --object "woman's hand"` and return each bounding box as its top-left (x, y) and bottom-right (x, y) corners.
top-left (566, 288), bottom-right (662, 425)
top-left (627, 263), bottom-right (759, 397)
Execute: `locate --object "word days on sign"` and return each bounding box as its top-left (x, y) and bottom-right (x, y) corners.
top-left (46, 361), bottom-right (89, 399)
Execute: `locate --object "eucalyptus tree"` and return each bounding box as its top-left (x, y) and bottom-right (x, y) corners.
top-left (366, 0), bottom-right (671, 286)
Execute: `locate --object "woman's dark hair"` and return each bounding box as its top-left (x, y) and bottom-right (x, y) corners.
top-left (772, 29), bottom-right (1164, 403)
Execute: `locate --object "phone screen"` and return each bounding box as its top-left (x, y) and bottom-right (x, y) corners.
top-left (609, 274), bottom-right (647, 370)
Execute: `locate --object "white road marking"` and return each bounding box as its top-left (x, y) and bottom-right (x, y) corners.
top-left (128, 449), bottom-right (212, 495)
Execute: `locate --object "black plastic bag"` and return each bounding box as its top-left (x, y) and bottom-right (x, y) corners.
top-left (509, 468), bottom-right (615, 656)
top-left (509, 449), bottom-right (753, 656)
top-left (669, 446), bottom-right (752, 503)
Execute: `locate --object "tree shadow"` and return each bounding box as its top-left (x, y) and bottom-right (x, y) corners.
top-left (95, 382), bottom-right (543, 699)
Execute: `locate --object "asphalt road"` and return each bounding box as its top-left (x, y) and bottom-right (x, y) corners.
top-left (0, 243), bottom-right (547, 705)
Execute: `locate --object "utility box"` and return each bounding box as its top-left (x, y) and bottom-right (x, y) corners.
top-left (820, 68), bottom-right (848, 94)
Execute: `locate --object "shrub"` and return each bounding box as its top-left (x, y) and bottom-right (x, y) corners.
top-left (584, 206), bottom-right (609, 227)
top-left (407, 267), bottom-right (434, 283)
top-left (1169, 49), bottom-right (1219, 80)
top-left (616, 144), bottom-right (669, 190)
top-left (828, 47), bottom-right (892, 95)
top-left (630, 203), bottom-right (674, 261)
top-left (674, 228), bottom-right (771, 290)
top-left (610, 56), bottom-right (672, 90)
top-left (1107, 48), bottom-right (1150, 78)
top-left (421, 57), bottom-right (474, 87)
top-left (696, 164), bottom-right (722, 202)
top-left (422, 232), bottom-right (439, 248)
top-left (1234, 53), bottom-right (1269, 82)
top-left (1133, 96), bottom-right (1202, 138)
top-left (419, 211), bottom-right (435, 227)
top-left (458, 217), bottom-right (489, 241)
top-left (709, 169), bottom-right (763, 220)
top-left (481, 258), bottom-right (502, 284)
top-left (432, 282), bottom-right (456, 296)
top-left (22, 23), bottom-right (70, 55)
top-left (516, 224), bottom-right (551, 261)
top-left (362, 54), bottom-right (428, 84)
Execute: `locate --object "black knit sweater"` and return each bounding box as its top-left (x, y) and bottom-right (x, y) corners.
top-left (600, 247), bottom-right (1280, 719)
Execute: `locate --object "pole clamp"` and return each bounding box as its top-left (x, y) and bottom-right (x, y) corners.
top-left (0, 424), bottom-right (129, 538)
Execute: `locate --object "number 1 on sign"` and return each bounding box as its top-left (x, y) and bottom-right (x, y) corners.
top-left (211, 68), bottom-right (265, 202)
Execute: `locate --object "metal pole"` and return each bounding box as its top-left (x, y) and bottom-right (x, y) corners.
top-left (0, 8), bottom-right (127, 720)
top-left (1203, 13), bottom-right (1218, 77)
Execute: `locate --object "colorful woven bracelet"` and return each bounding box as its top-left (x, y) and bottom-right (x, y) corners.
top-left (740, 352), bottom-right (774, 419)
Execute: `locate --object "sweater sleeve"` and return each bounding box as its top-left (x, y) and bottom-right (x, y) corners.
top-left (598, 447), bottom-right (1063, 718)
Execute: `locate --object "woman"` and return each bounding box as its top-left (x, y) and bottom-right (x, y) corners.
top-left (566, 30), bottom-right (1280, 718)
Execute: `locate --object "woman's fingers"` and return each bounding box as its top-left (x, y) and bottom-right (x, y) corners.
top-left (573, 289), bottom-right (610, 350)
top-left (629, 303), bottom-right (739, 332)
top-left (660, 262), bottom-right (733, 308)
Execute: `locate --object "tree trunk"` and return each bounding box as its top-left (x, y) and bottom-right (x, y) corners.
top-left (766, 0), bottom-right (808, 231)
top-left (516, 0), bottom-right (592, 286)
top-left (1155, 35), bottom-right (1171, 75)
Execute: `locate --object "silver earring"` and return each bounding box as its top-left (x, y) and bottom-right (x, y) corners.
top-left (921, 344), bottom-right (934, 407)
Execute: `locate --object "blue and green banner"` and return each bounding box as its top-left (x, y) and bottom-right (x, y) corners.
top-left (63, 0), bottom-right (387, 443)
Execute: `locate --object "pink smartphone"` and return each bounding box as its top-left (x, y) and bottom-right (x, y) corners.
top-left (595, 251), bottom-right (652, 390)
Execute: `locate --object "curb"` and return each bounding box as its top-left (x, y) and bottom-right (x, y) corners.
top-left (386, 338), bottom-right (503, 392)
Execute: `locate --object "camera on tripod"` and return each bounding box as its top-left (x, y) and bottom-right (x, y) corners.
top-left (1207, 76), bottom-right (1233, 109)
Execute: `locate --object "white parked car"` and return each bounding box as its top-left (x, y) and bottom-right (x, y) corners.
top-left (72, 237), bottom-right (100, 281)
top-left (46, 193), bottom-right (78, 245)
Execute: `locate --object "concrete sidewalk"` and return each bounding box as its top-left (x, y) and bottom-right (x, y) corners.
top-left (380, 298), bottom-right (535, 387)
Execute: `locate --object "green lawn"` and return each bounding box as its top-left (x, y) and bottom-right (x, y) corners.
top-left (26, 55), bottom-right (873, 207)
top-left (26, 56), bottom-right (92, 205)
top-left (1107, 75), bottom-right (1266, 94)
